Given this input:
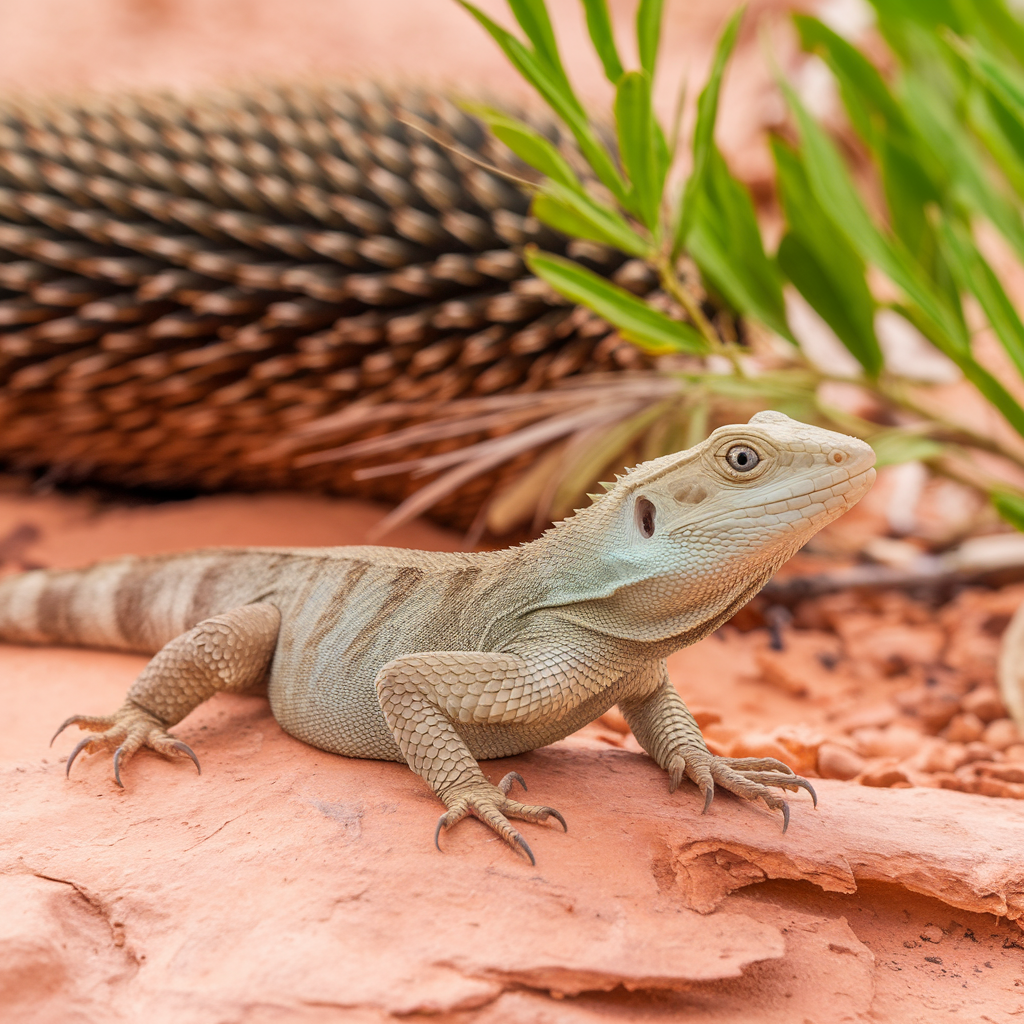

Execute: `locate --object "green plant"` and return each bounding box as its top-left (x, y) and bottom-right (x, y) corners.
top-left (375, 0), bottom-right (1024, 538)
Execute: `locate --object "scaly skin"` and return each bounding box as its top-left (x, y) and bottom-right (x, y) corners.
top-left (0, 411), bottom-right (875, 862)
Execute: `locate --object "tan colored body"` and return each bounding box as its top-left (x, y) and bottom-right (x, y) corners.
top-left (2, 412), bottom-right (875, 861)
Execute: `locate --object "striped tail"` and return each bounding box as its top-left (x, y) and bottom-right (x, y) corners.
top-left (0, 550), bottom-right (252, 655)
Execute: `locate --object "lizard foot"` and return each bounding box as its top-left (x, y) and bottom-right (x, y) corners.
top-left (434, 771), bottom-right (567, 865)
top-left (51, 699), bottom-right (200, 787)
top-left (667, 751), bottom-right (817, 833)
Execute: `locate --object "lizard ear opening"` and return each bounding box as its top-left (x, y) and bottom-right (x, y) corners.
top-left (635, 497), bottom-right (656, 539)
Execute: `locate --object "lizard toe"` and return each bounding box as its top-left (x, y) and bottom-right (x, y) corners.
top-left (57, 699), bottom-right (198, 786)
top-left (434, 776), bottom-right (565, 861)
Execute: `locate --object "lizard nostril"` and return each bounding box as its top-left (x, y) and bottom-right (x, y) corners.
top-left (830, 451), bottom-right (846, 465)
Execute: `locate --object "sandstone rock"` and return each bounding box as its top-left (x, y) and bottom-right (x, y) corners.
top-left (816, 742), bottom-right (865, 781)
top-left (850, 724), bottom-right (922, 760)
top-left (859, 762), bottom-right (912, 788)
top-left (944, 712), bottom-right (985, 744)
top-left (961, 686), bottom-right (1006, 724)
top-left (982, 718), bottom-right (1021, 751)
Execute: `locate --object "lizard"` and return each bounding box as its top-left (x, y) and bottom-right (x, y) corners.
top-left (0, 410), bottom-right (875, 863)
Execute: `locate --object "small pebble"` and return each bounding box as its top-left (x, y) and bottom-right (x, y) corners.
top-left (817, 742), bottom-right (865, 781)
top-left (920, 925), bottom-right (943, 943)
top-left (944, 712), bottom-right (984, 744)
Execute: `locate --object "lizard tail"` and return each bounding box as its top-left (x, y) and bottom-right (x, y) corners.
top-left (0, 559), bottom-right (153, 653)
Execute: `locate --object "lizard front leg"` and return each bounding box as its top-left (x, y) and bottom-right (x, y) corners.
top-left (53, 603), bottom-right (280, 785)
top-left (619, 665), bottom-right (817, 831)
top-left (375, 651), bottom-right (581, 863)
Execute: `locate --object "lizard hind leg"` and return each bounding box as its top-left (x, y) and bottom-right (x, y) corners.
top-left (434, 772), bottom-right (567, 866)
top-left (52, 602), bottom-right (280, 787)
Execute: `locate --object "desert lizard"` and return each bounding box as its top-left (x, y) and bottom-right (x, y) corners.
top-left (1, 411), bottom-right (874, 862)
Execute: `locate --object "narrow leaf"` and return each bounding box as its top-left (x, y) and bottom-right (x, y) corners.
top-left (686, 148), bottom-right (792, 341)
top-left (868, 429), bottom-right (945, 467)
top-left (580, 0), bottom-right (624, 83)
top-left (937, 214), bottom-right (1024, 379)
top-left (508, 0), bottom-right (566, 79)
top-left (674, 6), bottom-right (744, 253)
top-left (772, 136), bottom-right (881, 375)
top-left (636, 0), bottom-right (665, 78)
top-left (992, 489), bottom-right (1024, 533)
top-left (463, 103), bottom-right (582, 190)
top-left (615, 71), bottom-right (661, 230)
top-left (459, 1), bottom-right (628, 200)
top-left (525, 247), bottom-right (710, 353)
top-left (531, 182), bottom-right (650, 256)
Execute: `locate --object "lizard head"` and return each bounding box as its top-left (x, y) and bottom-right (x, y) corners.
top-left (542, 411), bottom-right (876, 645)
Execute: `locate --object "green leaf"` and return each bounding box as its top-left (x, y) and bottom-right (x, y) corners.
top-left (463, 103), bottom-right (582, 190)
top-left (937, 213), bottom-right (1024, 379)
top-left (966, 84), bottom-right (1024, 200)
top-left (793, 15), bottom-right (908, 151)
top-left (525, 247), bottom-right (710, 353)
top-left (901, 68), bottom-right (1024, 264)
top-left (531, 182), bottom-right (650, 256)
top-left (508, 0), bottom-right (566, 81)
top-left (674, 6), bottom-right (743, 253)
top-left (686, 148), bottom-right (791, 341)
top-left (636, 0), bottom-right (665, 78)
top-left (992, 489), bottom-right (1024, 532)
top-left (782, 80), bottom-right (1024, 440)
top-left (868, 429), bottom-right (945, 467)
top-left (615, 71), bottom-right (662, 231)
top-left (459, 1), bottom-right (628, 201)
top-left (771, 137), bottom-right (881, 375)
top-left (580, 0), bottom-right (624, 83)
top-left (778, 234), bottom-right (881, 376)
top-left (781, 80), bottom-right (967, 357)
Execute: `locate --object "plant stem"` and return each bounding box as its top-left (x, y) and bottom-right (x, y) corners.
top-left (654, 257), bottom-right (721, 351)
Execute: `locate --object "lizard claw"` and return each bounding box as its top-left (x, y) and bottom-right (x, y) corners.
top-left (55, 699), bottom-right (200, 786)
top-left (669, 750), bottom-right (816, 831)
top-left (434, 773), bottom-right (567, 862)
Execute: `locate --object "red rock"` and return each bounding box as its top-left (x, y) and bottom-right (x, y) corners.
top-left (859, 763), bottom-right (912, 788)
top-left (919, 742), bottom-right (970, 775)
top-left (839, 621), bottom-right (946, 676)
top-left (816, 742), bottom-right (865, 781)
top-left (961, 686), bottom-right (1006, 724)
top-left (851, 724), bottom-right (922, 760)
top-left (754, 631), bottom-right (843, 697)
top-left (1004, 743), bottom-right (1024, 762)
top-left (962, 741), bottom-right (998, 764)
top-left (982, 718), bottom-right (1021, 751)
top-left (944, 713), bottom-right (985, 743)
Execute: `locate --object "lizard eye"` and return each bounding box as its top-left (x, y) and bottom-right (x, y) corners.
top-left (726, 445), bottom-right (759, 472)
top-left (636, 497), bottom-right (656, 538)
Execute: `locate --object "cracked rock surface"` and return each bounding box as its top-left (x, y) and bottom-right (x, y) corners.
top-left (0, 488), bottom-right (1023, 1023)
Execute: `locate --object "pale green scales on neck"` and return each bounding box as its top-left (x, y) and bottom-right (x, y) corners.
top-left (1, 411), bottom-right (875, 863)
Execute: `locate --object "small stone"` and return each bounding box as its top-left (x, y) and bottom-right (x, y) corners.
top-left (962, 741), bottom-right (997, 764)
top-left (944, 713), bottom-right (985, 744)
top-left (1003, 743), bottom-right (1024, 763)
top-left (920, 925), bottom-right (943, 943)
top-left (920, 742), bottom-right (969, 775)
top-left (982, 718), bottom-right (1021, 752)
top-left (817, 742), bottom-right (866, 781)
top-left (961, 687), bottom-right (1006, 724)
top-left (851, 725), bottom-right (921, 759)
top-left (860, 763), bottom-right (911, 788)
